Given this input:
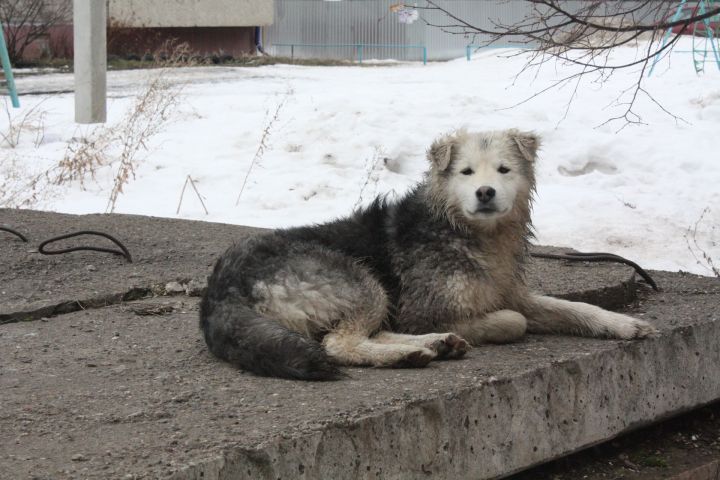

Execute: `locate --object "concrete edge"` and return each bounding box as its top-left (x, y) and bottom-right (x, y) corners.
top-left (171, 319), bottom-right (720, 480)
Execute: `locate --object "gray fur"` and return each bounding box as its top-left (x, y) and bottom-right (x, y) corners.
top-left (200, 129), bottom-right (657, 381)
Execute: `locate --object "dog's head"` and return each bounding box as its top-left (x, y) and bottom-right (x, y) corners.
top-left (427, 129), bottom-right (539, 228)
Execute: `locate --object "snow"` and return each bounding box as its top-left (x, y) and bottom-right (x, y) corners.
top-left (3, 38), bottom-right (719, 276)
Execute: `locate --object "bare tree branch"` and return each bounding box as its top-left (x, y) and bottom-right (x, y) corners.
top-left (0, 0), bottom-right (71, 65)
top-left (419, 0), bottom-right (715, 127)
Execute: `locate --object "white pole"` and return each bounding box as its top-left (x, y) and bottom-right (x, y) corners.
top-left (73, 0), bottom-right (107, 123)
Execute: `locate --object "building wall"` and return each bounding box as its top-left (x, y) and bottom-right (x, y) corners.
top-left (7, 0), bottom-right (269, 62)
top-left (108, 0), bottom-right (273, 28)
top-left (108, 26), bottom-right (256, 58)
top-left (18, 25), bottom-right (73, 60)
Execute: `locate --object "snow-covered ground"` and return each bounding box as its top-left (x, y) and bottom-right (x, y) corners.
top-left (3, 39), bottom-right (719, 276)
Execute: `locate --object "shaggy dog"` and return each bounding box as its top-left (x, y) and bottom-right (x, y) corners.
top-left (200, 129), bottom-right (657, 380)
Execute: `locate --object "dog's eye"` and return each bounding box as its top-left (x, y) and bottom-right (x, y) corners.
top-left (497, 166), bottom-right (511, 174)
top-left (460, 168), bottom-right (474, 175)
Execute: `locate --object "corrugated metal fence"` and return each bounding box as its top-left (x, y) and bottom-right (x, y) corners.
top-left (265, 0), bottom-right (536, 61)
top-left (264, 0), bottom-right (663, 62)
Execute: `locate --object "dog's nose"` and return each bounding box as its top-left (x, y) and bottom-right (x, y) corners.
top-left (475, 186), bottom-right (496, 203)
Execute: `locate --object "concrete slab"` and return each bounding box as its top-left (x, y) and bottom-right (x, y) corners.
top-left (0, 209), bottom-right (264, 323)
top-left (1, 209), bottom-right (639, 323)
top-left (1, 270), bottom-right (719, 479)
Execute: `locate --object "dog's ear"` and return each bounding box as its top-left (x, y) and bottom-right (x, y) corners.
top-left (428, 136), bottom-right (456, 171)
top-left (510, 130), bottom-right (540, 162)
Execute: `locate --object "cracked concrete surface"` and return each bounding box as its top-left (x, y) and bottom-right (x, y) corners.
top-left (1, 210), bottom-right (718, 480)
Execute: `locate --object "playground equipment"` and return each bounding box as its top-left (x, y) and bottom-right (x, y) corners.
top-left (0, 22), bottom-right (20, 108)
top-left (649, 0), bottom-right (720, 76)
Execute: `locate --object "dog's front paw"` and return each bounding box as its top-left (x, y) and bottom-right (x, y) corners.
top-left (609, 315), bottom-right (659, 340)
top-left (392, 348), bottom-right (436, 368)
top-left (429, 333), bottom-right (470, 360)
top-left (629, 318), bottom-right (660, 339)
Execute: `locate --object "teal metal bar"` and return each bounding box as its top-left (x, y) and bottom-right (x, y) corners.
top-left (692, 0), bottom-right (710, 72)
top-left (0, 22), bottom-right (19, 108)
top-left (466, 45), bottom-right (471, 61)
top-left (357, 44), bottom-right (363, 64)
top-left (699, 1), bottom-right (720, 72)
top-left (422, 46), bottom-right (427, 65)
top-left (648, 0), bottom-right (687, 77)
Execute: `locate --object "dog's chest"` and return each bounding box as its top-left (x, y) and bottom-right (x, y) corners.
top-left (395, 237), bottom-right (519, 314)
top-left (447, 242), bottom-right (518, 311)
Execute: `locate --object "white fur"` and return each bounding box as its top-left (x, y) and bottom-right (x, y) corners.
top-left (323, 332), bottom-right (435, 367)
top-left (431, 129), bottom-right (657, 344)
top-left (522, 294), bottom-right (656, 339)
top-left (446, 132), bottom-right (530, 223)
top-left (452, 310), bottom-right (528, 344)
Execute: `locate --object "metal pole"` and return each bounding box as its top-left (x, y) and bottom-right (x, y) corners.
top-left (648, 0), bottom-right (687, 77)
top-left (699, 1), bottom-right (720, 72)
top-left (0, 23), bottom-right (19, 108)
top-left (358, 44), bottom-right (363, 64)
top-left (74, 0), bottom-right (107, 123)
top-left (423, 46), bottom-right (427, 65)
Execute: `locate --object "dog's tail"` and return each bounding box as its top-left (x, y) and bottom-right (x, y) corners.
top-left (199, 293), bottom-right (343, 381)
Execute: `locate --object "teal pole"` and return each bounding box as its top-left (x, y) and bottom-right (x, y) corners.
top-left (648, 0), bottom-right (687, 76)
top-left (423, 46), bottom-right (427, 65)
top-left (466, 45), bottom-right (471, 61)
top-left (357, 44), bottom-right (363, 64)
top-left (0, 23), bottom-right (20, 108)
top-left (700, 1), bottom-right (720, 72)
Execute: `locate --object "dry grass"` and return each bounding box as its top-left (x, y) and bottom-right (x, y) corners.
top-left (235, 87), bottom-right (293, 206)
top-left (1, 99), bottom-right (46, 149)
top-left (0, 156), bottom-right (35, 208)
top-left (0, 42), bottom-right (190, 210)
top-left (685, 207), bottom-right (720, 279)
top-left (0, 154), bottom-right (58, 208)
top-left (53, 132), bottom-right (112, 188)
top-left (176, 175), bottom-right (209, 215)
top-left (55, 41), bottom-right (190, 212)
top-left (105, 45), bottom-right (189, 213)
top-left (353, 146), bottom-right (385, 210)
top-left (0, 99), bottom-right (53, 208)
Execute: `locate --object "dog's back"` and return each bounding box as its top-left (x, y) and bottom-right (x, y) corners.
top-left (200, 202), bottom-right (400, 380)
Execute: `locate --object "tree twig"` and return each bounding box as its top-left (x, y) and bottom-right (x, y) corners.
top-left (421, 0), bottom-right (715, 127)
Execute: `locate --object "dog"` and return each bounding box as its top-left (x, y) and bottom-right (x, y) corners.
top-left (200, 129), bottom-right (657, 380)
